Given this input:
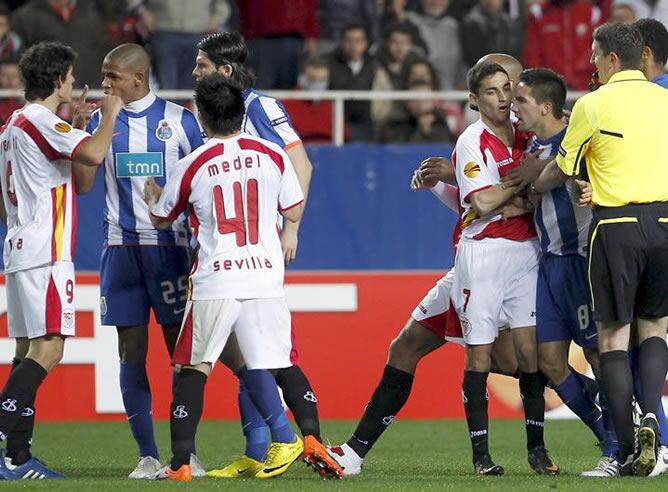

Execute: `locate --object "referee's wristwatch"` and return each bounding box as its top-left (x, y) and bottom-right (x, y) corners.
top-left (529, 183), bottom-right (539, 195)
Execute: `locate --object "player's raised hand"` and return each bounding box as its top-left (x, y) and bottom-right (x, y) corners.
top-left (574, 179), bottom-right (593, 208)
top-left (502, 150), bottom-right (543, 191)
top-left (143, 177), bottom-right (162, 208)
top-left (418, 157), bottom-right (455, 185)
top-left (72, 84), bottom-right (97, 130)
top-left (99, 93), bottom-right (123, 119)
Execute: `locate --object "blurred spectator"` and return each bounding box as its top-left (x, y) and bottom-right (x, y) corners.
top-left (380, 0), bottom-right (429, 53)
top-left (129, 0), bottom-right (230, 89)
top-left (318, 0), bottom-right (379, 54)
top-left (524, 0), bottom-right (601, 90)
top-left (326, 23), bottom-right (378, 140)
top-left (377, 78), bottom-right (455, 142)
top-left (406, 0), bottom-right (463, 89)
top-left (401, 57), bottom-right (440, 87)
top-left (239, 0), bottom-right (318, 90)
top-left (0, 3), bottom-right (21, 62)
top-left (372, 22), bottom-right (423, 126)
top-left (101, 1), bottom-right (140, 46)
top-left (653, 1), bottom-right (668, 30)
top-left (0, 59), bottom-right (22, 124)
top-left (11, 0), bottom-right (113, 87)
top-left (283, 57), bottom-right (346, 143)
top-left (460, 0), bottom-right (523, 69)
top-left (611, 0), bottom-right (651, 22)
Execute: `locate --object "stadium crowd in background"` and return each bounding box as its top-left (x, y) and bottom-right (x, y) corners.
top-left (0, 0), bottom-right (665, 143)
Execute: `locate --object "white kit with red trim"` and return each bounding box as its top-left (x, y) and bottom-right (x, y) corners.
top-left (453, 119), bottom-right (535, 242)
top-left (0, 104), bottom-right (90, 273)
top-left (152, 134), bottom-right (304, 300)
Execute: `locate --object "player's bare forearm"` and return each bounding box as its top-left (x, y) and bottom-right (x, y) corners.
top-left (533, 159), bottom-right (569, 194)
top-left (286, 144), bottom-right (312, 211)
top-left (72, 160), bottom-right (99, 195)
top-left (470, 184), bottom-right (521, 217)
top-left (282, 143), bottom-right (312, 262)
top-left (74, 95), bottom-right (123, 166)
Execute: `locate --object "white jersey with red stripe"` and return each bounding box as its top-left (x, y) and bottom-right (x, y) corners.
top-left (0, 104), bottom-right (90, 273)
top-left (152, 133), bottom-right (304, 300)
top-left (453, 119), bottom-right (535, 241)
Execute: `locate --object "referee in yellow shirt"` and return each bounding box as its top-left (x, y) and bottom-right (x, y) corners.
top-left (530, 22), bottom-right (668, 477)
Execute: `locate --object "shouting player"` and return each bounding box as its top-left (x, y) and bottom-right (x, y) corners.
top-left (0, 42), bottom-right (121, 479)
top-left (81, 44), bottom-right (205, 479)
top-left (145, 75), bottom-right (305, 482)
top-left (506, 68), bottom-right (621, 476)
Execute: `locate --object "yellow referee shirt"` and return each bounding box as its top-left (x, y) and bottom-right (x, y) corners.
top-left (556, 70), bottom-right (668, 207)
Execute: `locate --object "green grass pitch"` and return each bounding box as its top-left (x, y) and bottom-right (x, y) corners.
top-left (3, 419), bottom-right (665, 490)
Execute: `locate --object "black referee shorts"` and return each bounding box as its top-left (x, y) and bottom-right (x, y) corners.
top-left (588, 202), bottom-right (668, 324)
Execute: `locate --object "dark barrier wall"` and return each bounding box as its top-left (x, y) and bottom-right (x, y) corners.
top-left (0, 143), bottom-right (458, 271)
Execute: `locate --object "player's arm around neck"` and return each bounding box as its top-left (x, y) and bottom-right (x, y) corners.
top-left (470, 184), bottom-right (522, 217)
top-left (72, 95), bottom-right (123, 167)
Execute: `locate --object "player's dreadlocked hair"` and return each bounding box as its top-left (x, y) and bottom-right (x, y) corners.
top-left (19, 42), bottom-right (77, 101)
top-left (197, 32), bottom-right (255, 89)
top-left (195, 75), bottom-right (244, 136)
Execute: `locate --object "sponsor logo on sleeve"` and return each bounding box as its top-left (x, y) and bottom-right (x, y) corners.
top-left (270, 116), bottom-right (289, 126)
top-left (464, 161), bottom-right (481, 178)
top-left (54, 122), bottom-right (72, 133)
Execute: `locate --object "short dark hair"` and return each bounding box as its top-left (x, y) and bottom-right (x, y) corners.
top-left (401, 58), bottom-right (440, 90)
top-left (302, 56), bottom-right (329, 71)
top-left (195, 75), bottom-right (244, 136)
top-left (383, 22), bottom-right (415, 42)
top-left (593, 22), bottom-right (644, 70)
top-left (341, 23), bottom-right (368, 40)
top-left (197, 32), bottom-right (255, 89)
top-left (518, 68), bottom-right (567, 119)
top-left (19, 42), bottom-right (76, 101)
top-left (634, 18), bottom-right (668, 66)
top-left (467, 62), bottom-right (508, 95)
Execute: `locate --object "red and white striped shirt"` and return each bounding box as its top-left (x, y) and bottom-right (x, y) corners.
top-left (0, 104), bottom-right (90, 272)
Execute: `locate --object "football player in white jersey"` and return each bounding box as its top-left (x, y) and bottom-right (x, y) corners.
top-left (0, 41), bottom-right (122, 479)
top-left (144, 75), bottom-right (305, 481)
top-left (452, 62), bottom-right (558, 475)
top-left (191, 32), bottom-right (343, 478)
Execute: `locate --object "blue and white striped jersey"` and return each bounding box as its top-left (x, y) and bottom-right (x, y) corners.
top-left (242, 88), bottom-right (301, 150)
top-left (87, 91), bottom-right (205, 246)
top-left (531, 128), bottom-right (592, 257)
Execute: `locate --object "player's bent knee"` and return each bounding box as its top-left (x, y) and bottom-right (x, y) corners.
top-left (387, 319), bottom-right (440, 371)
top-left (514, 342), bottom-right (538, 372)
top-left (538, 356), bottom-right (568, 385)
top-left (27, 336), bottom-right (65, 373)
